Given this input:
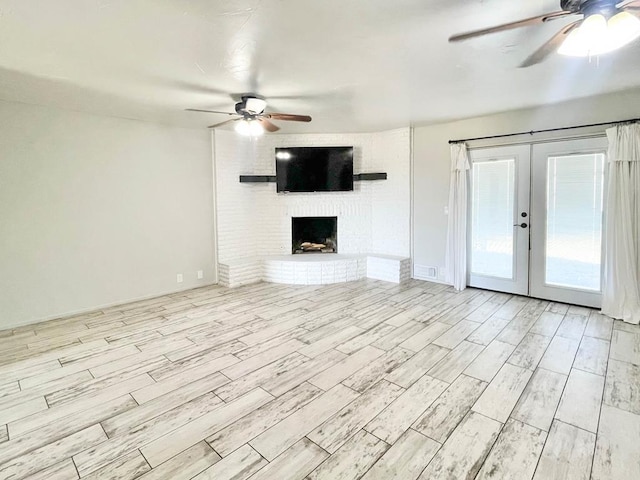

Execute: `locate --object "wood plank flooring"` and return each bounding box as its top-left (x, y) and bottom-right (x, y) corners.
top-left (0, 279), bottom-right (639, 479)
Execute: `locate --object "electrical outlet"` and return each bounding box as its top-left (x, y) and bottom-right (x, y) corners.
top-left (176, 273), bottom-right (183, 283)
top-left (197, 270), bottom-right (204, 280)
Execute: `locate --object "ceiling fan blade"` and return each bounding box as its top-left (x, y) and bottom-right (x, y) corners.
top-left (265, 113), bottom-right (312, 122)
top-left (449, 10), bottom-right (574, 42)
top-left (258, 118), bottom-right (280, 132)
top-left (186, 108), bottom-right (239, 116)
top-left (520, 20), bottom-right (582, 68)
top-left (208, 118), bottom-right (239, 129)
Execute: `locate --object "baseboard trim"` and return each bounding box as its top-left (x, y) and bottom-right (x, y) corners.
top-left (3, 282), bottom-right (220, 331)
top-left (412, 275), bottom-right (450, 286)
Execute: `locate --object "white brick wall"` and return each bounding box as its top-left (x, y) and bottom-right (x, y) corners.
top-left (213, 128), bottom-right (410, 264)
top-left (371, 129), bottom-right (412, 257)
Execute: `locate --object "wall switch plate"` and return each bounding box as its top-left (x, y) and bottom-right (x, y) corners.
top-left (197, 270), bottom-right (203, 279)
top-left (177, 273), bottom-right (183, 283)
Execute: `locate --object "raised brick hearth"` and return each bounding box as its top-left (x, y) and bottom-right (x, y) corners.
top-left (219, 254), bottom-right (410, 287)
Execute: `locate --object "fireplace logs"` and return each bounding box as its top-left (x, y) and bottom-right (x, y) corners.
top-left (301, 242), bottom-right (326, 251)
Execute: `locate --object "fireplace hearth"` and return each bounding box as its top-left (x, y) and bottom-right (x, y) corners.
top-left (292, 216), bottom-right (337, 254)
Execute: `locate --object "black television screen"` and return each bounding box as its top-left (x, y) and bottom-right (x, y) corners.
top-left (276, 147), bottom-right (354, 193)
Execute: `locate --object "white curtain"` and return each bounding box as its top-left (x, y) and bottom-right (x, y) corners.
top-left (602, 123), bottom-right (640, 324)
top-left (445, 143), bottom-right (471, 291)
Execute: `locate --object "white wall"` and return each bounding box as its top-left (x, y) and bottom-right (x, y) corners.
top-left (214, 128), bottom-right (410, 262)
top-left (412, 88), bottom-right (640, 281)
top-left (0, 100), bottom-right (216, 328)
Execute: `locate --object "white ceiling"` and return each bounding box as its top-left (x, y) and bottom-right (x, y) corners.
top-left (0, 0), bottom-right (639, 132)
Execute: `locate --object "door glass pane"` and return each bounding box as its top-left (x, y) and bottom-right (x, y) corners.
top-left (471, 159), bottom-right (515, 279)
top-left (545, 153), bottom-right (605, 291)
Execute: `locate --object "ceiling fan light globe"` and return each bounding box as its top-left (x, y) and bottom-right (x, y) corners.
top-left (235, 119), bottom-right (250, 136)
top-left (248, 121), bottom-right (265, 136)
top-left (606, 11), bottom-right (640, 50)
top-left (558, 13), bottom-right (608, 56)
top-left (558, 28), bottom-right (590, 56)
top-left (580, 14), bottom-right (608, 51)
top-left (235, 119), bottom-right (264, 136)
top-left (559, 11), bottom-right (640, 57)
top-left (581, 13), bottom-right (607, 35)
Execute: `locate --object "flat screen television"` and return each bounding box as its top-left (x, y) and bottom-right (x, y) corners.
top-left (276, 146), bottom-right (354, 193)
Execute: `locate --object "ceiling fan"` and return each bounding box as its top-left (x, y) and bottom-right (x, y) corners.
top-left (186, 95), bottom-right (312, 135)
top-left (449, 0), bottom-right (640, 67)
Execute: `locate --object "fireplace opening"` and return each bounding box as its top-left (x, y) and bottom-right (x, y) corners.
top-left (292, 216), bottom-right (337, 254)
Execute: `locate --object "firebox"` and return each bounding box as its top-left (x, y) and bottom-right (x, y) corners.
top-left (291, 217), bottom-right (337, 254)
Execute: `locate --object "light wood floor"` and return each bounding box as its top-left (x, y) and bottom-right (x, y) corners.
top-left (0, 279), bottom-right (639, 479)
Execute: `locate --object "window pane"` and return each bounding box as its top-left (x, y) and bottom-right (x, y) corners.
top-left (545, 153), bottom-right (605, 291)
top-left (471, 159), bottom-right (515, 279)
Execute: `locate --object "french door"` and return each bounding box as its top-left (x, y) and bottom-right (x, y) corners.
top-left (468, 137), bottom-right (607, 308)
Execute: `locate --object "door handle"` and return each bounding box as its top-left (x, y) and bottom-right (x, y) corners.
top-left (514, 223), bottom-right (528, 228)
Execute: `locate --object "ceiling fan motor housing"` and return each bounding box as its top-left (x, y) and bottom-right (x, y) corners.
top-left (561, 0), bottom-right (585, 11)
top-left (235, 96), bottom-right (268, 115)
top-left (561, 0), bottom-right (620, 15)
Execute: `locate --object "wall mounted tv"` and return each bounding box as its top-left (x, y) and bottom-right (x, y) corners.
top-left (276, 146), bottom-right (354, 193)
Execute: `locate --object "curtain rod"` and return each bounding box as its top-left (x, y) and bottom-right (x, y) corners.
top-left (448, 117), bottom-right (640, 144)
